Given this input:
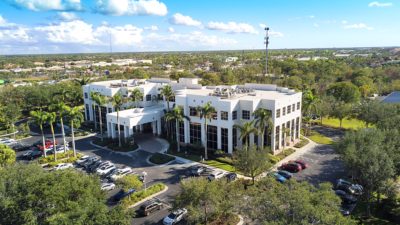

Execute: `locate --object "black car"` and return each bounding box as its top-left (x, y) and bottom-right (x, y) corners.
top-left (19, 150), bottom-right (42, 160)
top-left (138, 199), bottom-right (163, 216)
top-left (112, 188), bottom-right (136, 202)
top-left (87, 160), bottom-right (103, 173)
top-left (335, 190), bottom-right (357, 204)
top-left (225, 173), bottom-right (237, 182)
top-left (340, 202), bottom-right (357, 216)
top-left (335, 179), bottom-right (363, 196)
top-left (187, 166), bottom-right (205, 176)
top-left (12, 143), bottom-right (31, 151)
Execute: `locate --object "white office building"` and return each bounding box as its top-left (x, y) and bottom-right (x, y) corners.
top-left (83, 78), bottom-right (302, 154)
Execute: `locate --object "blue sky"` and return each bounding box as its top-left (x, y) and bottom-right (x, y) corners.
top-left (0, 0), bottom-right (399, 54)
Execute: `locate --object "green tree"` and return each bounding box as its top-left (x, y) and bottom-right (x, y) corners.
top-left (49, 102), bottom-right (69, 154)
top-left (115, 174), bottom-right (143, 192)
top-left (92, 92), bottom-right (108, 142)
top-left (1, 104), bottom-right (21, 139)
top-left (45, 112), bottom-right (58, 162)
top-left (30, 109), bottom-right (48, 157)
top-left (233, 145), bottom-right (270, 184)
top-left (65, 106), bottom-right (84, 158)
top-left (234, 121), bottom-right (258, 148)
top-left (197, 102), bottom-right (216, 160)
top-left (160, 85), bottom-right (175, 138)
top-left (90, 91), bottom-right (98, 131)
top-left (330, 100), bottom-right (353, 128)
top-left (0, 144), bottom-right (16, 166)
top-left (130, 88), bottom-right (143, 108)
top-left (327, 81), bottom-right (361, 103)
top-left (253, 108), bottom-right (273, 150)
top-left (110, 93), bottom-right (127, 147)
top-left (302, 89), bottom-right (319, 135)
top-left (165, 106), bottom-right (190, 152)
top-left (354, 100), bottom-right (384, 128)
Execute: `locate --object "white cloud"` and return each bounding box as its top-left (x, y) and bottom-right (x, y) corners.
top-left (7, 0), bottom-right (82, 11)
top-left (95, 24), bottom-right (143, 46)
top-left (169, 13), bottom-right (201, 27)
top-left (259, 23), bottom-right (267, 29)
top-left (368, 1), bottom-right (393, 7)
top-left (0, 27), bottom-right (31, 43)
top-left (342, 20), bottom-right (348, 24)
top-left (144, 25), bottom-right (158, 31)
top-left (269, 30), bottom-right (284, 38)
top-left (207, 21), bottom-right (258, 34)
top-left (344, 23), bottom-right (374, 30)
top-left (57, 12), bottom-right (79, 21)
top-left (96, 0), bottom-right (167, 16)
top-left (168, 27), bottom-right (175, 33)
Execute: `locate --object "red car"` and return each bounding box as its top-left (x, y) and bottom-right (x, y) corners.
top-left (290, 160), bottom-right (308, 169)
top-left (279, 163), bottom-right (302, 173)
top-left (37, 140), bottom-right (57, 151)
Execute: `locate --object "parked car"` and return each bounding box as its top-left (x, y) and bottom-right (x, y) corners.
top-left (271, 172), bottom-right (287, 183)
top-left (163, 208), bottom-right (188, 225)
top-left (19, 150), bottom-right (42, 160)
top-left (207, 171), bottom-right (225, 181)
top-left (52, 163), bottom-right (73, 171)
top-left (36, 140), bottom-right (58, 151)
top-left (335, 179), bottom-right (363, 196)
top-left (96, 164), bottom-right (116, 176)
top-left (279, 163), bottom-right (302, 173)
top-left (109, 167), bottom-right (133, 181)
top-left (340, 202), bottom-right (357, 216)
top-left (225, 173), bottom-right (237, 182)
top-left (100, 182), bottom-right (116, 191)
top-left (1, 138), bottom-right (17, 146)
top-left (76, 155), bottom-right (90, 165)
top-left (335, 190), bottom-right (358, 204)
top-left (292, 160), bottom-right (308, 169)
top-left (83, 157), bottom-right (100, 170)
top-left (112, 188), bottom-right (136, 202)
top-left (12, 143), bottom-right (30, 151)
top-left (188, 166), bottom-right (205, 176)
top-left (47, 146), bottom-right (68, 155)
top-left (277, 170), bottom-right (293, 179)
top-left (138, 199), bottom-right (163, 216)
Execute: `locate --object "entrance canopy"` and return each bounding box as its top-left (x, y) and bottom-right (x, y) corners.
top-left (107, 105), bottom-right (165, 128)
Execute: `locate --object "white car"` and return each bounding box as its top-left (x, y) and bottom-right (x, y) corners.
top-left (110, 167), bottom-right (133, 181)
top-left (163, 208), bottom-right (188, 225)
top-left (52, 163), bottom-right (73, 171)
top-left (1, 138), bottom-right (17, 145)
top-left (207, 171), bottom-right (225, 181)
top-left (96, 164), bottom-right (116, 176)
top-left (100, 182), bottom-right (116, 191)
top-left (76, 155), bottom-right (90, 165)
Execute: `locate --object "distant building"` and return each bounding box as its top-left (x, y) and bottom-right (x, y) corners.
top-left (381, 91), bottom-right (400, 104)
top-left (225, 57), bottom-right (239, 63)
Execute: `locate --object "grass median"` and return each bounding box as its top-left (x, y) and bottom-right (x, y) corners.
top-left (121, 183), bottom-right (166, 209)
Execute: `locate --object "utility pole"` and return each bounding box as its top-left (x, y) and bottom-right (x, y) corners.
top-left (264, 27), bottom-right (270, 76)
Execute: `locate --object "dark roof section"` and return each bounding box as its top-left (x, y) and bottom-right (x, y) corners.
top-left (382, 91), bottom-right (400, 104)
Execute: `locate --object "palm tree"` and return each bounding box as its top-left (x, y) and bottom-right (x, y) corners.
top-left (253, 108), bottom-right (273, 150)
top-left (159, 85), bottom-right (174, 111)
top-left (90, 92), bottom-right (98, 131)
top-left (197, 102), bottom-right (216, 160)
top-left (49, 102), bottom-right (69, 153)
top-left (65, 106), bottom-right (84, 158)
top-left (92, 92), bottom-right (108, 142)
top-left (234, 121), bottom-right (258, 148)
top-left (302, 90), bottom-right (319, 135)
top-left (130, 88), bottom-right (143, 108)
top-left (165, 106), bottom-right (190, 152)
top-left (110, 93), bottom-right (127, 147)
top-left (45, 112), bottom-right (57, 162)
top-left (30, 109), bottom-right (48, 158)
top-left (74, 76), bottom-right (91, 86)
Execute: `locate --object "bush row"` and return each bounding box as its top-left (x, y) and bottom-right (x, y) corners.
top-left (121, 183), bottom-right (166, 208)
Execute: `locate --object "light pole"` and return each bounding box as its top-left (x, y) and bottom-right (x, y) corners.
top-left (264, 27), bottom-right (270, 76)
top-left (142, 171), bottom-right (147, 191)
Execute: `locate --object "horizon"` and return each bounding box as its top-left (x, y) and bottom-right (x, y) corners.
top-left (0, 0), bottom-right (399, 55)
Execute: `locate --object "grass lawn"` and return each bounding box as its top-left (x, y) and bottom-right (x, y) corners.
top-left (149, 153), bottom-right (175, 165)
top-left (307, 130), bottom-right (333, 145)
top-left (203, 160), bottom-right (236, 173)
top-left (317, 117), bottom-right (366, 130)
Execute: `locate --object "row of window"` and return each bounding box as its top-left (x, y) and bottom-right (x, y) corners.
top-left (276, 102), bottom-right (301, 118)
top-left (188, 108), bottom-right (254, 121)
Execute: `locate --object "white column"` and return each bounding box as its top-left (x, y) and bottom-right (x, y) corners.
top-left (157, 120), bottom-right (162, 135)
top-left (228, 127), bottom-right (233, 154)
top-left (124, 126), bottom-right (129, 138)
top-left (129, 126), bottom-right (134, 136)
top-left (107, 122), bottom-right (112, 138)
top-left (237, 129), bottom-right (242, 149)
top-left (139, 124), bottom-right (143, 133)
top-left (201, 123), bottom-right (206, 147)
top-left (111, 123), bottom-right (116, 139)
top-left (217, 126), bottom-right (222, 150)
top-left (184, 120), bottom-right (190, 144)
top-left (249, 133), bottom-right (255, 146)
top-left (152, 121), bottom-right (157, 135)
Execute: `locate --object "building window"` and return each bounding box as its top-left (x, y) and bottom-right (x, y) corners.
top-left (85, 104), bottom-right (90, 120)
top-left (242, 110), bottom-right (250, 120)
top-left (291, 119), bottom-right (295, 141)
top-left (276, 109), bottom-right (281, 118)
top-left (108, 108), bottom-right (112, 113)
top-left (207, 125), bottom-right (218, 150)
top-left (296, 117), bottom-right (300, 139)
top-left (146, 94), bottom-right (151, 101)
top-left (297, 102), bottom-right (300, 110)
top-left (221, 128), bottom-right (228, 152)
top-left (221, 111), bottom-right (228, 120)
top-left (84, 92), bottom-right (88, 99)
top-left (233, 127), bottom-right (237, 149)
top-left (190, 123), bottom-right (201, 145)
top-left (281, 123), bottom-right (285, 147)
top-left (189, 107), bottom-right (198, 117)
top-left (264, 126), bottom-right (270, 147)
top-left (157, 94), bottom-right (163, 101)
top-left (179, 121), bottom-right (185, 143)
top-left (282, 107), bottom-right (286, 116)
top-left (232, 111), bottom-right (237, 120)
top-left (292, 104), bottom-right (295, 112)
top-left (170, 96), bottom-right (175, 102)
top-left (287, 105), bottom-right (291, 114)
top-left (211, 112), bottom-right (218, 120)
top-left (275, 126), bottom-right (280, 150)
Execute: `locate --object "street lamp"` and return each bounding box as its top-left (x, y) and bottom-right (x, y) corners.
top-left (142, 171), bottom-right (147, 191)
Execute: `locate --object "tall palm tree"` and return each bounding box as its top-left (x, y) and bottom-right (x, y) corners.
top-left (65, 106), bottom-right (84, 158)
top-left (160, 85), bottom-right (174, 138)
top-left (74, 76), bottom-right (91, 86)
top-left (130, 88), bottom-right (143, 108)
top-left (90, 92), bottom-right (98, 131)
top-left (49, 102), bottom-right (69, 153)
top-left (253, 108), bottom-right (273, 150)
top-left (30, 109), bottom-right (48, 158)
top-left (45, 112), bottom-right (58, 162)
top-left (110, 93), bottom-right (127, 147)
top-left (165, 106), bottom-right (190, 152)
top-left (302, 89), bottom-right (319, 135)
top-left (197, 102), bottom-right (216, 160)
top-left (234, 121), bottom-right (258, 148)
top-left (92, 92), bottom-right (108, 142)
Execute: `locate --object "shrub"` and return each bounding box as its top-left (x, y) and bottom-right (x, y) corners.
top-left (39, 151), bottom-right (82, 166)
top-left (120, 183), bottom-right (166, 208)
top-left (215, 156), bottom-right (233, 165)
top-left (294, 137), bottom-right (310, 148)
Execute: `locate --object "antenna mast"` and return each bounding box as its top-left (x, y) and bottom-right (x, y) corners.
top-left (264, 27), bottom-right (270, 76)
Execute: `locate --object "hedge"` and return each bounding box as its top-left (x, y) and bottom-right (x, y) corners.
top-left (121, 183), bottom-right (166, 208)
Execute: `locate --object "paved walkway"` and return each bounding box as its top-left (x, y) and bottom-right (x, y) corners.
top-left (134, 134), bottom-right (169, 154)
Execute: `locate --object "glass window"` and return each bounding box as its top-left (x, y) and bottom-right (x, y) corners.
top-left (296, 117), bottom-right (300, 139)
top-left (232, 111), bottom-right (237, 120)
top-left (221, 128), bottom-right (228, 152)
top-left (179, 121), bottom-right (185, 143)
top-left (297, 102), bottom-right (300, 110)
top-left (189, 107), bottom-right (198, 117)
top-left (211, 112), bottom-right (218, 120)
top-left (146, 94), bottom-right (151, 101)
top-left (275, 126), bottom-right (280, 150)
top-left (287, 105), bottom-right (291, 114)
top-left (276, 109), bottom-right (281, 118)
top-left (292, 104), bottom-right (295, 112)
top-left (85, 104), bottom-right (90, 119)
top-left (242, 110), bottom-right (250, 120)
top-left (84, 92), bottom-right (88, 99)
top-left (281, 123), bottom-right (285, 146)
top-left (233, 127), bottom-right (237, 148)
top-left (207, 125), bottom-right (218, 150)
top-left (282, 107), bottom-right (286, 116)
top-left (189, 123), bottom-right (201, 145)
top-left (221, 111), bottom-right (228, 120)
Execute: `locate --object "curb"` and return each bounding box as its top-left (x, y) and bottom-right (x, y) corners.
top-left (89, 141), bottom-right (141, 156)
top-left (145, 154), bottom-right (178, 167)
top-left (127, 185), bottom-right (169, 209)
